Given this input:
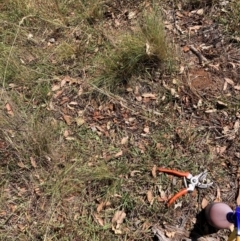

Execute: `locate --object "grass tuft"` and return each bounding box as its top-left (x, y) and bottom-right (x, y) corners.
top-left (94, 8), bottom-right (173, 91)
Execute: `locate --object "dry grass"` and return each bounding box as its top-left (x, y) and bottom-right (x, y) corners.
top-left (94, 8), bottom-right (174, 91)
top-left (1, 0), bottom-right (237, 240)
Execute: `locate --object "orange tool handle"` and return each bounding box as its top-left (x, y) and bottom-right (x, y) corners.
top-left (167, 189), bottom-right (188, 206)
top-left (158, 168), bottom-right (190, 177)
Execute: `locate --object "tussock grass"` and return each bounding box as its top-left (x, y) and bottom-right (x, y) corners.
top-left (94, 8), bottom-right (174, 91)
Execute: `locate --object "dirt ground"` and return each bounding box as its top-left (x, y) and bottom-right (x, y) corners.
top-left (1, 0), bottom-right (240, 240)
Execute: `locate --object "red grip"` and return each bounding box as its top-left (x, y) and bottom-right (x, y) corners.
top-left (158, 168), bottom-right (190, 177)
top-left (167, 189), bottom-right (188, 206)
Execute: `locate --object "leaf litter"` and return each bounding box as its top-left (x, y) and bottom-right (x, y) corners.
top-left (1, 1), bottom-right (240, 241)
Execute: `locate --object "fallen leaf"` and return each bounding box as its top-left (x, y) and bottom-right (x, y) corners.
top-left (234, 85), bottom-right (240, 90)
top-left (51, 84), bottom-right (61, 91)
top-left (17, 162), bottom-right (26, 168)
top-left (18, 224), bottom-right (26, 232)
top-left (205, 109), bottom-right (217, 113)
top-left (214, 186), bottom-right (222, 202)
top-left (217, 101), bottom-right (227, 107)
top-left (97, 202), bottom-right (105, 213)
top-left (93, 213), bottom-right (104, 226)
top-left (128, 11), bottom-right (136, 19)
top-left (30, 156), bottom-right (37, 168)
top-left (142, 93), bottom-right (156, 99)
top-left (97, 201), bottom-right (111, 213)
top-left (196, 8), bottom-right (204, 15)
top-left (5, 103), bottom-right (14, 116)
top-left (179, 65), bottom-right (185, 74)
top-left (147, 190), bottom-right (154, 205)
top-left (201, 198), bottom-right (209, 209)
top-left (165, 231), bottom-right (176, 238)
top-left (152, 165), bottom-right (157, 178)
top-left (144, 126), bottom-right (150, 133)
top-left (121, 137), bottom-right (128, 145)
top-left (112, 210), bottom-right (126, 234)
top-left (234, 119), bottom-right (240, 133)
top-left (225, 77), bottom-right (234, 86)
top-left (223, 81), bottom-right (228, 91)
top-left (157, 185), bottom-right (168, 202)
top-left (136, 96), bottom-right (142, 102)
top-left (188, 25), bottom-right (202, 31)
top-left (126, 87), bottom-right (133, 92)
top-left (115, 150), bottom-right (123, 158)
top-left (182, 45), bottom-right (189, 52)
top-left (235, 152), bottom-right (240, 159)
top-left (216, 145), bottom-right (227, 155)
top-left (63, 114), bottom-right (72, 125)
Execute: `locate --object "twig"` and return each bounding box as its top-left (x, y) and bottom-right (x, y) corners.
top-left (189, 45), bottom-right (209, 65)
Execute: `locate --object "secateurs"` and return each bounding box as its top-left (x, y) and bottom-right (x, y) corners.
top-left (158, 167), bottom-right (213, 206)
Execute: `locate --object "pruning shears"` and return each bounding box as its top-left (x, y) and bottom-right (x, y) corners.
top-left (158, 167), bottom-right (213, 206)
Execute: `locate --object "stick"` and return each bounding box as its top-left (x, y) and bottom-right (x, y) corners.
top-left (189, 45), bottom-right (209, 65)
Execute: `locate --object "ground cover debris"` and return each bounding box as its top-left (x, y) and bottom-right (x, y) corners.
top-left (0, 0), bottom-right (240, 240)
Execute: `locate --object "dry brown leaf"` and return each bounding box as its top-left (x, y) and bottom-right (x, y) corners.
top-left (97, 202), bottom-right (105, 213)
top-left (63, 114), bottom-right (72, 125)
top-left (112, 210), bottom-right (126, 233)
top-left (115, 150), bottom-right (123, 158)
top-left (30, 156), bottom-right (37, 168)
top-left (51, 84), bottom-right (61, 91)
top-left (136, 96), bottom-right (142, 102)
top-left (93, 213), bottom-right (104, 226)
top-left (188, 25), bottom-right (202, 31)
top-left (97, 201), bottom-right (111, 213)
top-left (144, 126), bottom-right (150, 133)
top-left (225, 77), bottom-right (234, 86)
top-left (147, 190), bottom-right (154, 205)
top-left (17, 162), bottom-right (26, 168)
top-left (165, 231), bottom-right (176, 238)
top-left (201, 197), bottom-right (209, 209)
top-left (142, 93), bottom-right (156, 99)
top-left (205, 109), bottom-right (217, 113)
top-left (223, 81), bottom-right (228, 91)
top-left (214, 186), bottom-right (222, 202)
top-left (158, 185), bottom-right (168, 201)
top-left (234, 85), bottom-right (240, 90)
top-left (121, 137), bottom-right (128, 145)
top-left (216, 145), bottom-right (227, 155)
top-left (217, 101), bottom-right (227, 107)
top-left (183, 45), bottom-right (190, 52)
top-left (128, 11), bottom-right (136, 19)
top-left (179, 65), bottom-right (185, 74)
top-left (234, 119), bottom-right (240, 133)
top-left (18, 224), bottom-right (26, 232)
top-left (152, 165), bottom-right (157, 178)
top-left (5, 103), bottom-right (14, 116)
top-left (196, 8), bottom-right (204, 15)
